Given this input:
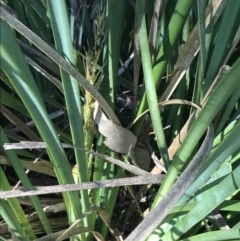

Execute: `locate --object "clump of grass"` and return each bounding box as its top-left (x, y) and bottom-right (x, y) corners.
top-left (0, 0), bottom-right (240, 240)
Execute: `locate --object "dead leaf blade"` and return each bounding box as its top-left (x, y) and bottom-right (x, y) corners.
top-left (94, 102), bottom-right (137, 154)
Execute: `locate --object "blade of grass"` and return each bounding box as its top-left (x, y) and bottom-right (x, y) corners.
top-left (159, 0), bottom-right (227, 104)
top-left (0, 128), bottom-right (52, 234)
top-left (153, 57), bottom-right (240, 209)
top-left (197, 0), bottom-right (206, 76)
top-left (147, 58), bottom-right (240, 240)
top-left (161, 163), bottom-right (240, 241)
top-left (0, 17), bottom-right (81, 221)
top-left (0, 87), bottom-right (30, 116)
top-left (21, 0), bottom-right (51, 44)
top-left (102, 0), bottom-right (125, 104)
top-left (125, 124), bottom-right (214, 241)
top-left (0, 3), bottom-right (121, 126)
top-left (215, 85), bottom-right (240, 135)
top-left (181, 229), bottom-right (240, 241)
top-left (182, 119), bottom-right (240, 204)
top-left (0, 200), bottom-right (31, 240)
top-left (133, 0), bottom-right (194, 136)
top-left (97, 1), bottom-right (126, 237)
top-left (136, 0), bottom-right (170, 168)
top-left (46, 1), bottom-right (92, 233)
top-left (191, 0), bottom-right (206, 107)
top-left (204, 0), bottom-right (240, 92)
top-left (160, 118), bottom-right (240, 234)
top-left (0, 104), bottom-right (41, 141)
top-left (0, 167), bottom-right (36, 239)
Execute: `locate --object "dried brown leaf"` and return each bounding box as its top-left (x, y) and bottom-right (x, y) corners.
top-left (94, 102), bottom-right (137, 154)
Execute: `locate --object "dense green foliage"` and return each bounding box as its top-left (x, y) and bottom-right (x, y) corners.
top-left (0, 0), bottom-right (240, 240)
